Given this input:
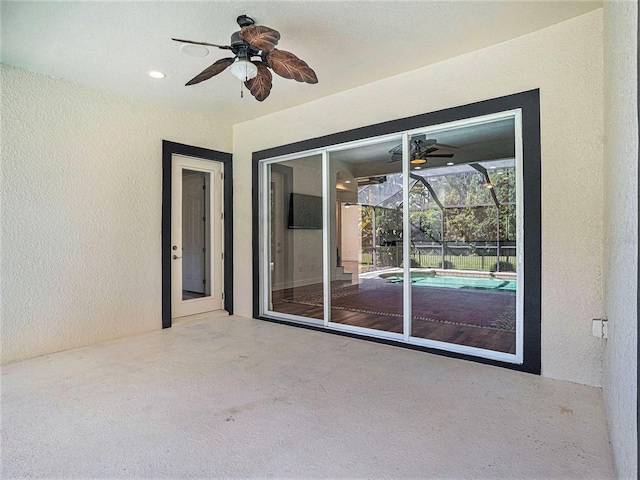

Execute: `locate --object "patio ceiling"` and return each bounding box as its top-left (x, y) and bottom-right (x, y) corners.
top-left (1, 1), bottom-right (601, 124)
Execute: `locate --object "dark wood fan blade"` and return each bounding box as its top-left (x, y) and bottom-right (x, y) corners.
top-left (388, 144), bottom-right (403, 155)
top-left (424, 138), bottom-right (458, 148)
top-left (424, 147), bottom-right (439, 155)
top-left (240, 25), bottom-right (281, 51)
top-left (185, 57), bottom-right (235, 86)
top-left (245, 62), bottom-right (272, 101)
top-left (266, 49), bottom-right (318, 84)
top-left (390, 141), bottom-right (421, 155)
top-left (426, 153), bottom-right (455, 158)
top-left (172, 38), bottom-right (232, 50)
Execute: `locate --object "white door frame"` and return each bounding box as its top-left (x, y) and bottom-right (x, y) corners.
top-left (171, 154), bottom-right (224, 319)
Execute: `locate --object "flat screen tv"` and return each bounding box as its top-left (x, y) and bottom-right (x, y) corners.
top-left (288, 193), bottom-right (323, 229)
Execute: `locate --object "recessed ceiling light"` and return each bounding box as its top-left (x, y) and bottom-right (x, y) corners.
top-left (414, 166), bottom-right (422, 170)
top-left (447, 162), bottom-right (454, 166)
top-left (148, 71), bottom-right (165, 79)
top-left (180, 43), bottom-right (209, 58)
top-left (345, 180), bottom-right (351, 184)
top-left (489, 166), bottom-right (496, 169)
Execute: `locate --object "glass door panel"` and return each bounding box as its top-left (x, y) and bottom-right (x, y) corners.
top-left (408, 119), bottom-right (518, 354)
top-left (328, 136), bottom-right (404, 336)
top-left (182, 169), bottom-right (211, 300)
top-left (266, 154), bottom-right (324, 322)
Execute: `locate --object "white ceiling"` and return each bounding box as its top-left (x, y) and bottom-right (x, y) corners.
top-left (1, 0), bottom-right (601, 125)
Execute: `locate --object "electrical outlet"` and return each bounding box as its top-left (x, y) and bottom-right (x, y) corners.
top-left (591, 319), bottom-right (608, 339)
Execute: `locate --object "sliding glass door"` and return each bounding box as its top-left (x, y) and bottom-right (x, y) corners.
top-left (406, 119), bottom-right (520, 357)
top-left (263, 154), bottom-right (324, 324)
top-left (259, 110), bottom-right (524, 364)
top-left (327, 135), bottom-right (405, 339)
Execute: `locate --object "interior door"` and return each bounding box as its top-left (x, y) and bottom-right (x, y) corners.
top-left (171, 154), bottom-right (224, 318)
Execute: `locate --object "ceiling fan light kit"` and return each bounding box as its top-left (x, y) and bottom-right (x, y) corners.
top-left (230, 60), bottom-right (258, 81)
top-left (172, 15), bottom-right (318, 101)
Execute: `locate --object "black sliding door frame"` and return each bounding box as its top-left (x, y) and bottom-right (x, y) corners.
top-left (252, 89), bottom-right (541, 374)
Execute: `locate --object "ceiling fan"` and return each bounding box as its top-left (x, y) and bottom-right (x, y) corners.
top-left (388, 135), bottom-right (457, 165)
top-left (172, 15), bottom-right (318, 101)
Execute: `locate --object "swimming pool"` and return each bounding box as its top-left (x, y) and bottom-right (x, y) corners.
top-left (382, 273), bottom-right (516, 292)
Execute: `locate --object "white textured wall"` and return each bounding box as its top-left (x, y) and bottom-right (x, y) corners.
top-left (0, 64), bottom-right (232, 363)
top-left (602, 1), bottom-right (638, 477)
top-left (234, 10), bottom-right (605, 386)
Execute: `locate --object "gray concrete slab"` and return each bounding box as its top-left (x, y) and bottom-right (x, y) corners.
top-left (1, 314), bottom-right (615, 479)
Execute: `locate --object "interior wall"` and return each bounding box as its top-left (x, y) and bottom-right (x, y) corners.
top-left (602, 0), bottom-right (638, 477)
top-left (340, 205), bottom-right (361, 264)
top-left (288, 156), bottom-right (323, 288)
top-left (329, 158), bottom-right (353, 281)
top-left (0, 64), bottom-right (232, 363)
top-left (234, 10), bottom-right (605, 386)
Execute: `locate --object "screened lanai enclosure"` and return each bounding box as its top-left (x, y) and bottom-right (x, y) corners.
top-left (354, 161), bottom-right (517, 274)
top-left (258, 111), bottom-right (524, 363)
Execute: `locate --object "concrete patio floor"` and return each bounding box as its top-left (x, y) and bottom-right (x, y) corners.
top-left (2, 313), bottom-right (615, 479)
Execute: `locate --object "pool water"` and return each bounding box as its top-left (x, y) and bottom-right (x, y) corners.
top-left (384, 274), bottom-right (516, 292)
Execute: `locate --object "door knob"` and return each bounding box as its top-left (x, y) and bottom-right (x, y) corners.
top-left (173, 255), bottom-right (182, 260)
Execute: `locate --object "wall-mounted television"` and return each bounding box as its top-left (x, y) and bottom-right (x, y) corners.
top-left (288, 193), bottom-right (323, 229)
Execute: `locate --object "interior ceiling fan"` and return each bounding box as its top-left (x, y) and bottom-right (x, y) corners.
top-left (172, 15), bottom-right (318, 101)
top-left (388, 135), bottom-right (457, 165)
